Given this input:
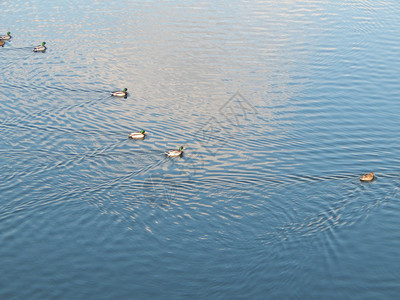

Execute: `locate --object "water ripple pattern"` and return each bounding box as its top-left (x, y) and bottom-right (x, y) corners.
top-left (1, 0), bottom-right (400, 299)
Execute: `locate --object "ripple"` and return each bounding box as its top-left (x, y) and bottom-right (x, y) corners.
top-left (2, 0), bottom-right (400, 299)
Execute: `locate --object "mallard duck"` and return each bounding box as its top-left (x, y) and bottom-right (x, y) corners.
top-left (129, 130), bottom-right (146, 139)
top-left (360, 172), bottom-right (374, 182)
top-left (0, 32), bottom-right (11, 40)
top-left (111, 88), bottom-right (128, 97)
top-left (33, 42), bottom-right (46, 52)
top-left (0, 40), bottom-right (4, 47)
top-left (166, 146), bottom-right (184, 157)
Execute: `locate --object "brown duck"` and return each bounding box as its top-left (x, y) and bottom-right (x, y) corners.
top-left (360, 172), bottom-right (374, 182)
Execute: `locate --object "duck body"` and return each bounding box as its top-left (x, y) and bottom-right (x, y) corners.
top-left (0, 32), bottom-right (11, 40)
top-left (0, 40), bottom-right (4, 47)
top-left (166, 146), bottom-right (184, 157)
top-left (360, 172), bottom-right (374, 182)
top-left (33, 42), bottom-right (46, 52)
top-left (111, 88), bottom-right (128, 97)
top-left (129, 130), bottom-right (146, 139)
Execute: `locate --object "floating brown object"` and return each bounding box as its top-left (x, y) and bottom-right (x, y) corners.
top-left (0, 40), bottom-right (4, 47)
top-left (360, 172), bottom-right (374, 182)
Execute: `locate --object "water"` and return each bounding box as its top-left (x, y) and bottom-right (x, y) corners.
top-left (1, 0), bottom-right (400, 299)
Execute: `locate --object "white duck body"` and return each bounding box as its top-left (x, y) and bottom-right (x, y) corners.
top-left (111, 88), bottom-right (128, 97)
top-left (0, 32), bottom-right (11, 40)
top-left (129, 130), bottom-right (146, 139)
top-left (166, 146), bottom-right (183, 157)
top-left (33, 42), bottom-right (46, 52)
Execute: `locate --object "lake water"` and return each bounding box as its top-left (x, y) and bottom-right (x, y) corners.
top-left (1, 0), bottom-right (400, 299)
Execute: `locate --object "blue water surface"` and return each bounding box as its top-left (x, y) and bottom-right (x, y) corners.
top-left (1, 0), bottom-right (400, 299)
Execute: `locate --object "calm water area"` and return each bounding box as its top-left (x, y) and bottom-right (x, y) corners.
top-left (1, 0), bottom-right (400, 299)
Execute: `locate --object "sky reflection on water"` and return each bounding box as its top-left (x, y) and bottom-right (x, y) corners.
top-left (1, 0), bottom-right (400, 299)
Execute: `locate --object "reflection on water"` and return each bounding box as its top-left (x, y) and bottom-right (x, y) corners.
top-left (1, 0), bottom-right (400, 299)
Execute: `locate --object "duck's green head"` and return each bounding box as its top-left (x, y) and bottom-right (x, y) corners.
top-left (7, 32), bottom-right (10, 35)
top-left (42, 42), bottom-right (46, 46)
top-left (140, 130), bottom-right (145, 134)
top-left (123, 88), bottom-right (128, 92)
top-left (179, 146), bottom-right (184, 151)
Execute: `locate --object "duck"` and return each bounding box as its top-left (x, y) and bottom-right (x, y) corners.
top-left (129, 130), bottom-right (146, 139)
top-left (166, 146), bottom-right (184, 157)
top-left (33, 42), bottom-right (46, 52)
top-left (360, 172), bottom-right (374, 182)
top-left (111, 88), bottom-right (128, 97)
top-left (0, 32), bottom-right (11, 40)
top-left (0, 39), bottom-right (4, 47)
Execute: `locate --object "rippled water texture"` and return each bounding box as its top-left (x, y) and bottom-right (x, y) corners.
top-left (1, 0), bottom-right (400, 299)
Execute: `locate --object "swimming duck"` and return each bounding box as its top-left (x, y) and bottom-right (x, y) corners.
top-left (111, 88), bottom-right (128, 97)
top-left (360, 172), bottom-right (374, 182)
top-left (0, 40), bottom-right (4, 47)
top-left (129, 130), bottom-right (146, 139)
top-left (33, 42), bottom-right (46, 52)
top-left (166, 146), bottom-right (184, 157)
top-left (0, 32), bottom-right (11, 40)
